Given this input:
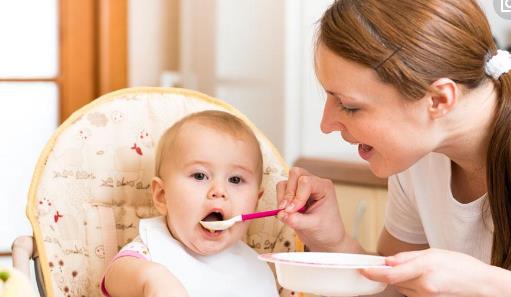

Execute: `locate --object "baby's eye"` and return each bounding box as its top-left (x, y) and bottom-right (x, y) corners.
top-left (229, 176), bottom-right (242, 184)
top-left (192, 172), bottom-right (207, 180)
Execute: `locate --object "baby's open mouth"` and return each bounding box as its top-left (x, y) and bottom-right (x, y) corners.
top-left (202, 211), bottom-right (224, 222)
top-left (200, 211), bottom-right (224, 234)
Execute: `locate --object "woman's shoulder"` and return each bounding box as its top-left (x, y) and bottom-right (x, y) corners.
top-left (400, 152), bottom-right (450, 178)
top-left (392, 152), bottom-right (451, 194)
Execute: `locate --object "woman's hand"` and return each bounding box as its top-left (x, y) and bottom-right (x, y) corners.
top-left (361, 248), bottom-right (511, 297)
top-left (276, 167), bottom-right (351, 252)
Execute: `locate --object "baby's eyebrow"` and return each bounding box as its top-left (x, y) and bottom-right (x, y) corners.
top-left (231, 164), bottom-right (255, 176)
top-left (183, 160), bottom-right (210, 168)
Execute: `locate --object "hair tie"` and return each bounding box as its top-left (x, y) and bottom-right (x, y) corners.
top-left (485, 50), bottom-right (511, 80)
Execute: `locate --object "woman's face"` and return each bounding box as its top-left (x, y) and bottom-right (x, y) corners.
top-left (315, 43), bottom-right (442, 177)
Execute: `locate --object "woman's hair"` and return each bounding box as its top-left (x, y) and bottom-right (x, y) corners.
top-left (154, 110), bottom-right (263, 184)
top-left (318, 0), bottom-right (511, 268)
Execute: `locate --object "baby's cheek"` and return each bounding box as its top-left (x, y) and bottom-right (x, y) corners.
top-left (233, 223), bottom-right (250, 239)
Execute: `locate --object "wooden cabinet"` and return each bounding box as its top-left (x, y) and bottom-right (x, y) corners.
top-left (334, 183), bottom-right (387, 253)
top-left (294, 157), bottom-right (388, 252)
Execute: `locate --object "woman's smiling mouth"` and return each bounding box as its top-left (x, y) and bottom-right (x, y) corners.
top-left (358, 143), bottom-right (374, 161)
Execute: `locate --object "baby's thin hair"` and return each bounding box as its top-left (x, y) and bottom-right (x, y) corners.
top-left (154, 110), bottom-right (263, 183)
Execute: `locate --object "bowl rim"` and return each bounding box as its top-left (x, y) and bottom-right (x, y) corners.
top-left (258, 252), bottom-right (390, 269)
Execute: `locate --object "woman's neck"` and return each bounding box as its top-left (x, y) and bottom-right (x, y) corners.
top-left (436, 82), bottom-right (497, 201)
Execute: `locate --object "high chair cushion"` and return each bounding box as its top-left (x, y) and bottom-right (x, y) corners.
top-left (27, 88), bottom-right (300, 297)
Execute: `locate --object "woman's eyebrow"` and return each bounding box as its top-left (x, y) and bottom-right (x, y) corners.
top-left (326, 90), bottom-right (340, 96)
top-left (325, 90), bottom-right (358, 101)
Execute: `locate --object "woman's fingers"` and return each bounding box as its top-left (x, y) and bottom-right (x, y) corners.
top-left (276, 180), bottom-right (288, 208)
top-left (282, 167), bottom-right (336, 213)
top-left (360, 267), bottom-right (419, 297)
top-left (277, 167), bottom-right (312, 210)
top-left (276, 167), bottom-right (346, 251)
top-left (279, 210), bottom-right (320, 231)
top-left (285, 174), bottom-right (315, 212)
top-left (395, 286), bottom-right (417, 297)
top-left (361, 250), bottom-right (429, 284)
top-left (386, 249), bottom-right (429, 266)
top-left (361, 256), bottom-right (424, 285)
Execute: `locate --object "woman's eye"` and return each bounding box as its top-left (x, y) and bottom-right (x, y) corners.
top-left (229, 176), bottom-right (242, 184)
top-left (327, 92), bottom-right (358, 114)
top-left (192, 172), bottom-right (207, 180)
top-left (340, 105), bottom-right (358, 114)
top-left (334, 98), bottom-right (358, 114)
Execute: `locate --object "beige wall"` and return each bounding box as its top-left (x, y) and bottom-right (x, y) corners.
top-left (179, 0), bottom-right (288, 155)
top-left (127, 1), bottom-right (511, 163)
top-left (478, 0), bottom-right (511, 47)
top-left (128, 0), bottom-right (180, 87)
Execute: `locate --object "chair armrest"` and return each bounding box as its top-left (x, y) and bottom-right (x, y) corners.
top-left (11, 236), bottom-right (35, 277)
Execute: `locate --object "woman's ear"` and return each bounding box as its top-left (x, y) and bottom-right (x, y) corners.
top-left (152, 177), bottom-right (168, 215)
top-left (427, 78), bottom-right (459, 119)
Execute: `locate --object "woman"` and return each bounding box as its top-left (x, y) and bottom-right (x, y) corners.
top-left (277, 0), bottom-right (511, 296)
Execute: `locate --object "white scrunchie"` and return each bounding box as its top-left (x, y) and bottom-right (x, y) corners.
top-left (485, 49), bottom-right (511, 80)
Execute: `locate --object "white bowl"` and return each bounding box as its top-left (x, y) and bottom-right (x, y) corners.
top-left (259, 252), bottom-right (388, 296)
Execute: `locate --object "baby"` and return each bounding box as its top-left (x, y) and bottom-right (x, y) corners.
top-left (101, 110), bottom-right (279, 297)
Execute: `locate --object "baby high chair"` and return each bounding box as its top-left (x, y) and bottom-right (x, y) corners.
top-left (12, 87), bottom-right (303, 297)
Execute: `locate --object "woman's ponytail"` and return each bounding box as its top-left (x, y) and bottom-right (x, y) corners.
top-left (487, 71), bottom-right (511, 268)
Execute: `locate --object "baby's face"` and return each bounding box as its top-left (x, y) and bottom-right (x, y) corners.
top-left (159, 123), bottom-right (262, 256)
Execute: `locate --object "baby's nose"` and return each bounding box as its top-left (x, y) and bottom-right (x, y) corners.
top-left (207, 185), bottom-right (227, 199)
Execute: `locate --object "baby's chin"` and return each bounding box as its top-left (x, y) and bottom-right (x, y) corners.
top-left (192, 229), bottom-right (246, 256)
top-left (172, 222), bottom-right (248, 256)
top-left (188, 238), bottom-right (237, 256)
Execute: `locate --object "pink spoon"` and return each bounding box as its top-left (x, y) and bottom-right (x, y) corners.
top-left (200, 205), bottom-right (307, 231)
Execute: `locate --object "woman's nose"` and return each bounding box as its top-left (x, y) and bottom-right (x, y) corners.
top-left (207, 183), bottom-right (227, 200)
top-left (320, 100), bottom-right (346, 133)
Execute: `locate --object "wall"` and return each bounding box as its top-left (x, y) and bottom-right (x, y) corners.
top-left (132, 0), bottom-right (511, 164)
top-left (178, 0), bottom-right (356, 164)
top-left (479, 0), bottom-right (511, 48)
top-left (297, 0), bottom-right (362, 163)
top-left (128, 0), bottom-right (180, 87)
top-left (298, 0), bottom-right (511, 163)
top-left (180, 0), bottom-right (288, 158)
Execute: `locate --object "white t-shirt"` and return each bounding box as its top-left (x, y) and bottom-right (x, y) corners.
top-left (384, 152), bottom-right (493, 263)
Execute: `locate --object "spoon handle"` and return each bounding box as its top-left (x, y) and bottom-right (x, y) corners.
top-left (241, 205), bottom-right (307, 221)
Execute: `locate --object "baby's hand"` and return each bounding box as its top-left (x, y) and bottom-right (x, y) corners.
top-left (143, 264), bottom-right (189, 297)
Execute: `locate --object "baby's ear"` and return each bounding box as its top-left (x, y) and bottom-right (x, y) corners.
top-left (151, 177), bottom-right (167, 215)
top-left (258, 187), bottom-right (265, 200)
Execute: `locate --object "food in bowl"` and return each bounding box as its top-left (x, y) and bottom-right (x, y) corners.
top-left (259, 252), bottom-right (388, 296)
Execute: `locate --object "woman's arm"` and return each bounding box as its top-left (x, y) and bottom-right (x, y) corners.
top-left (104, 256), bottom-right (188, 297)
top-left (377, 228), bottom-right (429, 256)
top-left (484, 265), bottom-right (511, 296)
top-left (362, 247), bottom-right (511, 297)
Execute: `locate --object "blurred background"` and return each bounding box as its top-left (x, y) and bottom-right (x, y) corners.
top-left (1, 0), bottom-right (509, 268)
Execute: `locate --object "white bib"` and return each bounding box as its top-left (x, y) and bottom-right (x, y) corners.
top-left (139, 216), bottom-right (279, 297)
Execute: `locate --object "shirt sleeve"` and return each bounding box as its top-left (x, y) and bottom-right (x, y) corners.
top-left (384, 173), bottom-right (428, 245)
top-left (100, 236), bottom-right (152, 297)
top-left (117, 236), bottom-right (152, 261)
